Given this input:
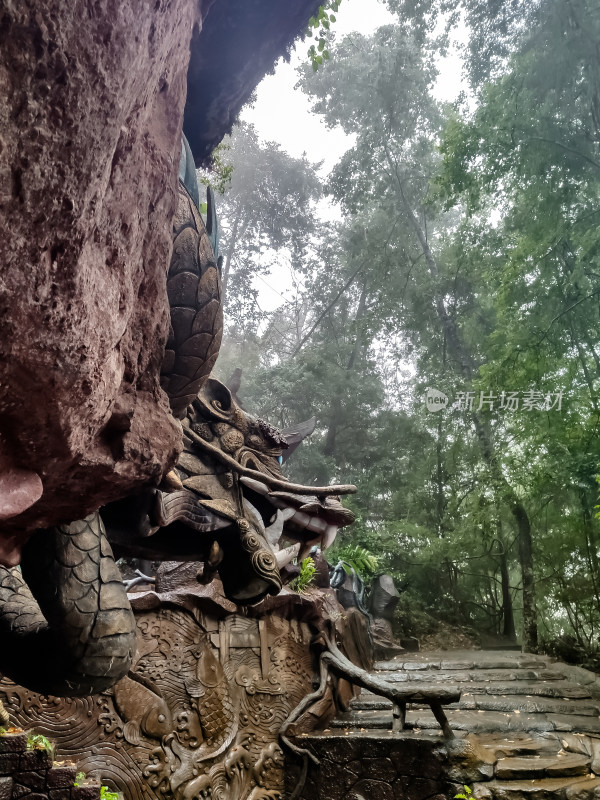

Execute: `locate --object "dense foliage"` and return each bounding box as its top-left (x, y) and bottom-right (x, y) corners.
top-left (209, 0), bottom-right (600, 660)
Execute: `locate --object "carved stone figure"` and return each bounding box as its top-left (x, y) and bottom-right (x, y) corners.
top-left (0, 169), bottom-right (356, 700)
top-left (368, 573), bottom-right (405, 659)
top-left (104, 372), bottom-right (356, 604)
top-left (0, 0), bottom-right (332, 708)
top-left (0, 585), bottom-right (319, 800)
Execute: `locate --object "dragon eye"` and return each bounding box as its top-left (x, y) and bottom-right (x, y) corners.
top-left (277, 455), bottom-right (283, 465)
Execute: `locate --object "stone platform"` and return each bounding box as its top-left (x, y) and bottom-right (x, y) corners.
top-left (293, 650), bottom-right (600, 800)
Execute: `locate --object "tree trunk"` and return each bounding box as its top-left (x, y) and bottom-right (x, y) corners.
top-left (500, 552), bottom-right (516, 641)
top-left (323, 281), bottom-right (369, 460)
top-left (386, 154), bottom-right (538, 650)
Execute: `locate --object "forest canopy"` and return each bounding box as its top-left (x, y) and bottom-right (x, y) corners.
top-left (207, 0), bottom-right (600, 660)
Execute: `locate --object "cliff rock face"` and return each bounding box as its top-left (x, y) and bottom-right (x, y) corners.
top-left (0, 0), bottom-right (323, 563)
top-left (0, 1), bottom-right (202, 548)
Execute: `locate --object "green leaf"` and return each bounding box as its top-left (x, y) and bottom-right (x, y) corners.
top-left (290, 558), bottom-right (317, 592)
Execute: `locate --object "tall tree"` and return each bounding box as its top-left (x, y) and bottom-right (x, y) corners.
top-left (298, 21), bottom-right (538, 647)
top-left (207, 122), bottom-right (322, 336)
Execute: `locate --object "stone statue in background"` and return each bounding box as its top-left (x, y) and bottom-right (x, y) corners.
top-left (368, 573), bottom-right (407, 659)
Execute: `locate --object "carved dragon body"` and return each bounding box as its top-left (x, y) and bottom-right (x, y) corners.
top-left (0, 147), bottom-right (356, 700)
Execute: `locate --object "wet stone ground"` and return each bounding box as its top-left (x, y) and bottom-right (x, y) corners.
top-left (289, 650), bottom-right (600, 800)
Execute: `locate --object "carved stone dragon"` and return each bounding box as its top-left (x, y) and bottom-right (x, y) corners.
top-left (0, 146), bottom-right (356, 702)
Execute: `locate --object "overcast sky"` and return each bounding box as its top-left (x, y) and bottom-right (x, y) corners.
top-left (236, 0), bottom-right (466, 311)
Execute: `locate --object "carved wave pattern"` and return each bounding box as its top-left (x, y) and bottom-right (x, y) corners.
top-left (0, 605), bottom-right (314, 800)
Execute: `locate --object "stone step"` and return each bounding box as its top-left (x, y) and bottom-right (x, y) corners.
top-left (331, 707), bottom-right (600, 735)
top-left (472, 775), bottom-right (600, 800)
top-left (464, 683), bottom-right (592, 699)
top-left (476, 733), bottom-right (561, 760)
top-left (352, 683), bottom-right (593, 711)
top-left (494, 753), bottom-right (591, 779)
top-left (464, 697), bottom-right (600, 716)
top-left (351, 693), bottom-right (599, 716)
top-left (376, 669), bottom-right (568, 684)
top-left (376, 656), bottom-right (552, 672)
top-left (547, 715), bottom-right (600, 734)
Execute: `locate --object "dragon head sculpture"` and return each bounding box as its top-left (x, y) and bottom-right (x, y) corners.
top-left (104, 377), bottom-right (356, 604)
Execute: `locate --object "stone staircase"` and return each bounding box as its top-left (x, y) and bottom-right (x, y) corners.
top-left (327, 649), bottom-right (600, 800)
top-left (0, 729), bottom-right (102, 800)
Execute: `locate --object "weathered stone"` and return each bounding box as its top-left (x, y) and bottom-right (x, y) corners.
top-left (495, 754), bottom-right (590, 780)
top-left (446, 737), bottom-right (496, 782)
top-left (0, 735), bottom-right (27, 754)
top-left (477, 776), bottom-right (595, 799)
top-left (483, 683), bottom-right (591, 699)
top-left (361, 757), bottom-right (397, 782)
top-left (474, 698), bottom-right (600, 716)
top-left (550, 716), bottom-right (600, 735)
top-left (398, 671), bottom-right (471, 683)
top-left (349, 779), bottom-right (394, 800)
top-left (16, 772), bottom-right (46, 791)
top-left (0, 0), bottom-right (199, 545)
top-left (588, 738), bottom-right (600, 774)
top-left (564, 777), bottom-right (600, 800)
top-left (47, 765), bottom-right (77, 789)
top-left (376, 660), bottom-right (407, 671)
top-left (12, 784), bottom-right (32, 799)
top-left (0, 754), bottom-right (20, 775)
top-left (19, 751), bottom-right (51, 772)
top-left (71, 782), bottom-right (101, 800)
top-left (0, 777), bottom-right (12, 800)
top-left (49, 789), bottom-right (72, 800)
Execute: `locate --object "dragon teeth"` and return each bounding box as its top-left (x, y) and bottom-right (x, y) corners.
top-left (276, 542), bottom-right (301, 568)
top-left (322, 524), bottom-right (338, 550)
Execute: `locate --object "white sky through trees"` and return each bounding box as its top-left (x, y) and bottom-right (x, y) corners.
top-left (236, 0), bottom-right (466, 311)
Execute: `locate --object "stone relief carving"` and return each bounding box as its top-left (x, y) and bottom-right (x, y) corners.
top-left (0, 602), bottom-right (314, 800)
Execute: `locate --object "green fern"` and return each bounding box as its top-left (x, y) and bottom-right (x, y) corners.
top-left (27, 734), bottom-right (53, 754)
top-left (100, 787), bottom-right (119, 800)
top-left (336, 545), bottom-right (379, 580)
top-left (290, 557), bottom-right (316, 592)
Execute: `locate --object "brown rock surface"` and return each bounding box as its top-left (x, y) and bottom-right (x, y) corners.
top-left (0, 1), bottom-right (203, 545)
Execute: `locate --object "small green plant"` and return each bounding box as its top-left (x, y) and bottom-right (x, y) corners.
top-left (454, 786), bottom-right (473, 800)
top-left (27, 734), bottom-right (53, 754)
top-left (74, 772), bottom-right (86, 787)
top-left (0, 728), bottom-right (6, 735)
top-left (290, 557), bottom-right (316, 592)
top-left (100, 786), bottom-right (119, 800)
top-left (198, 141), bottom-right (234, 211)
